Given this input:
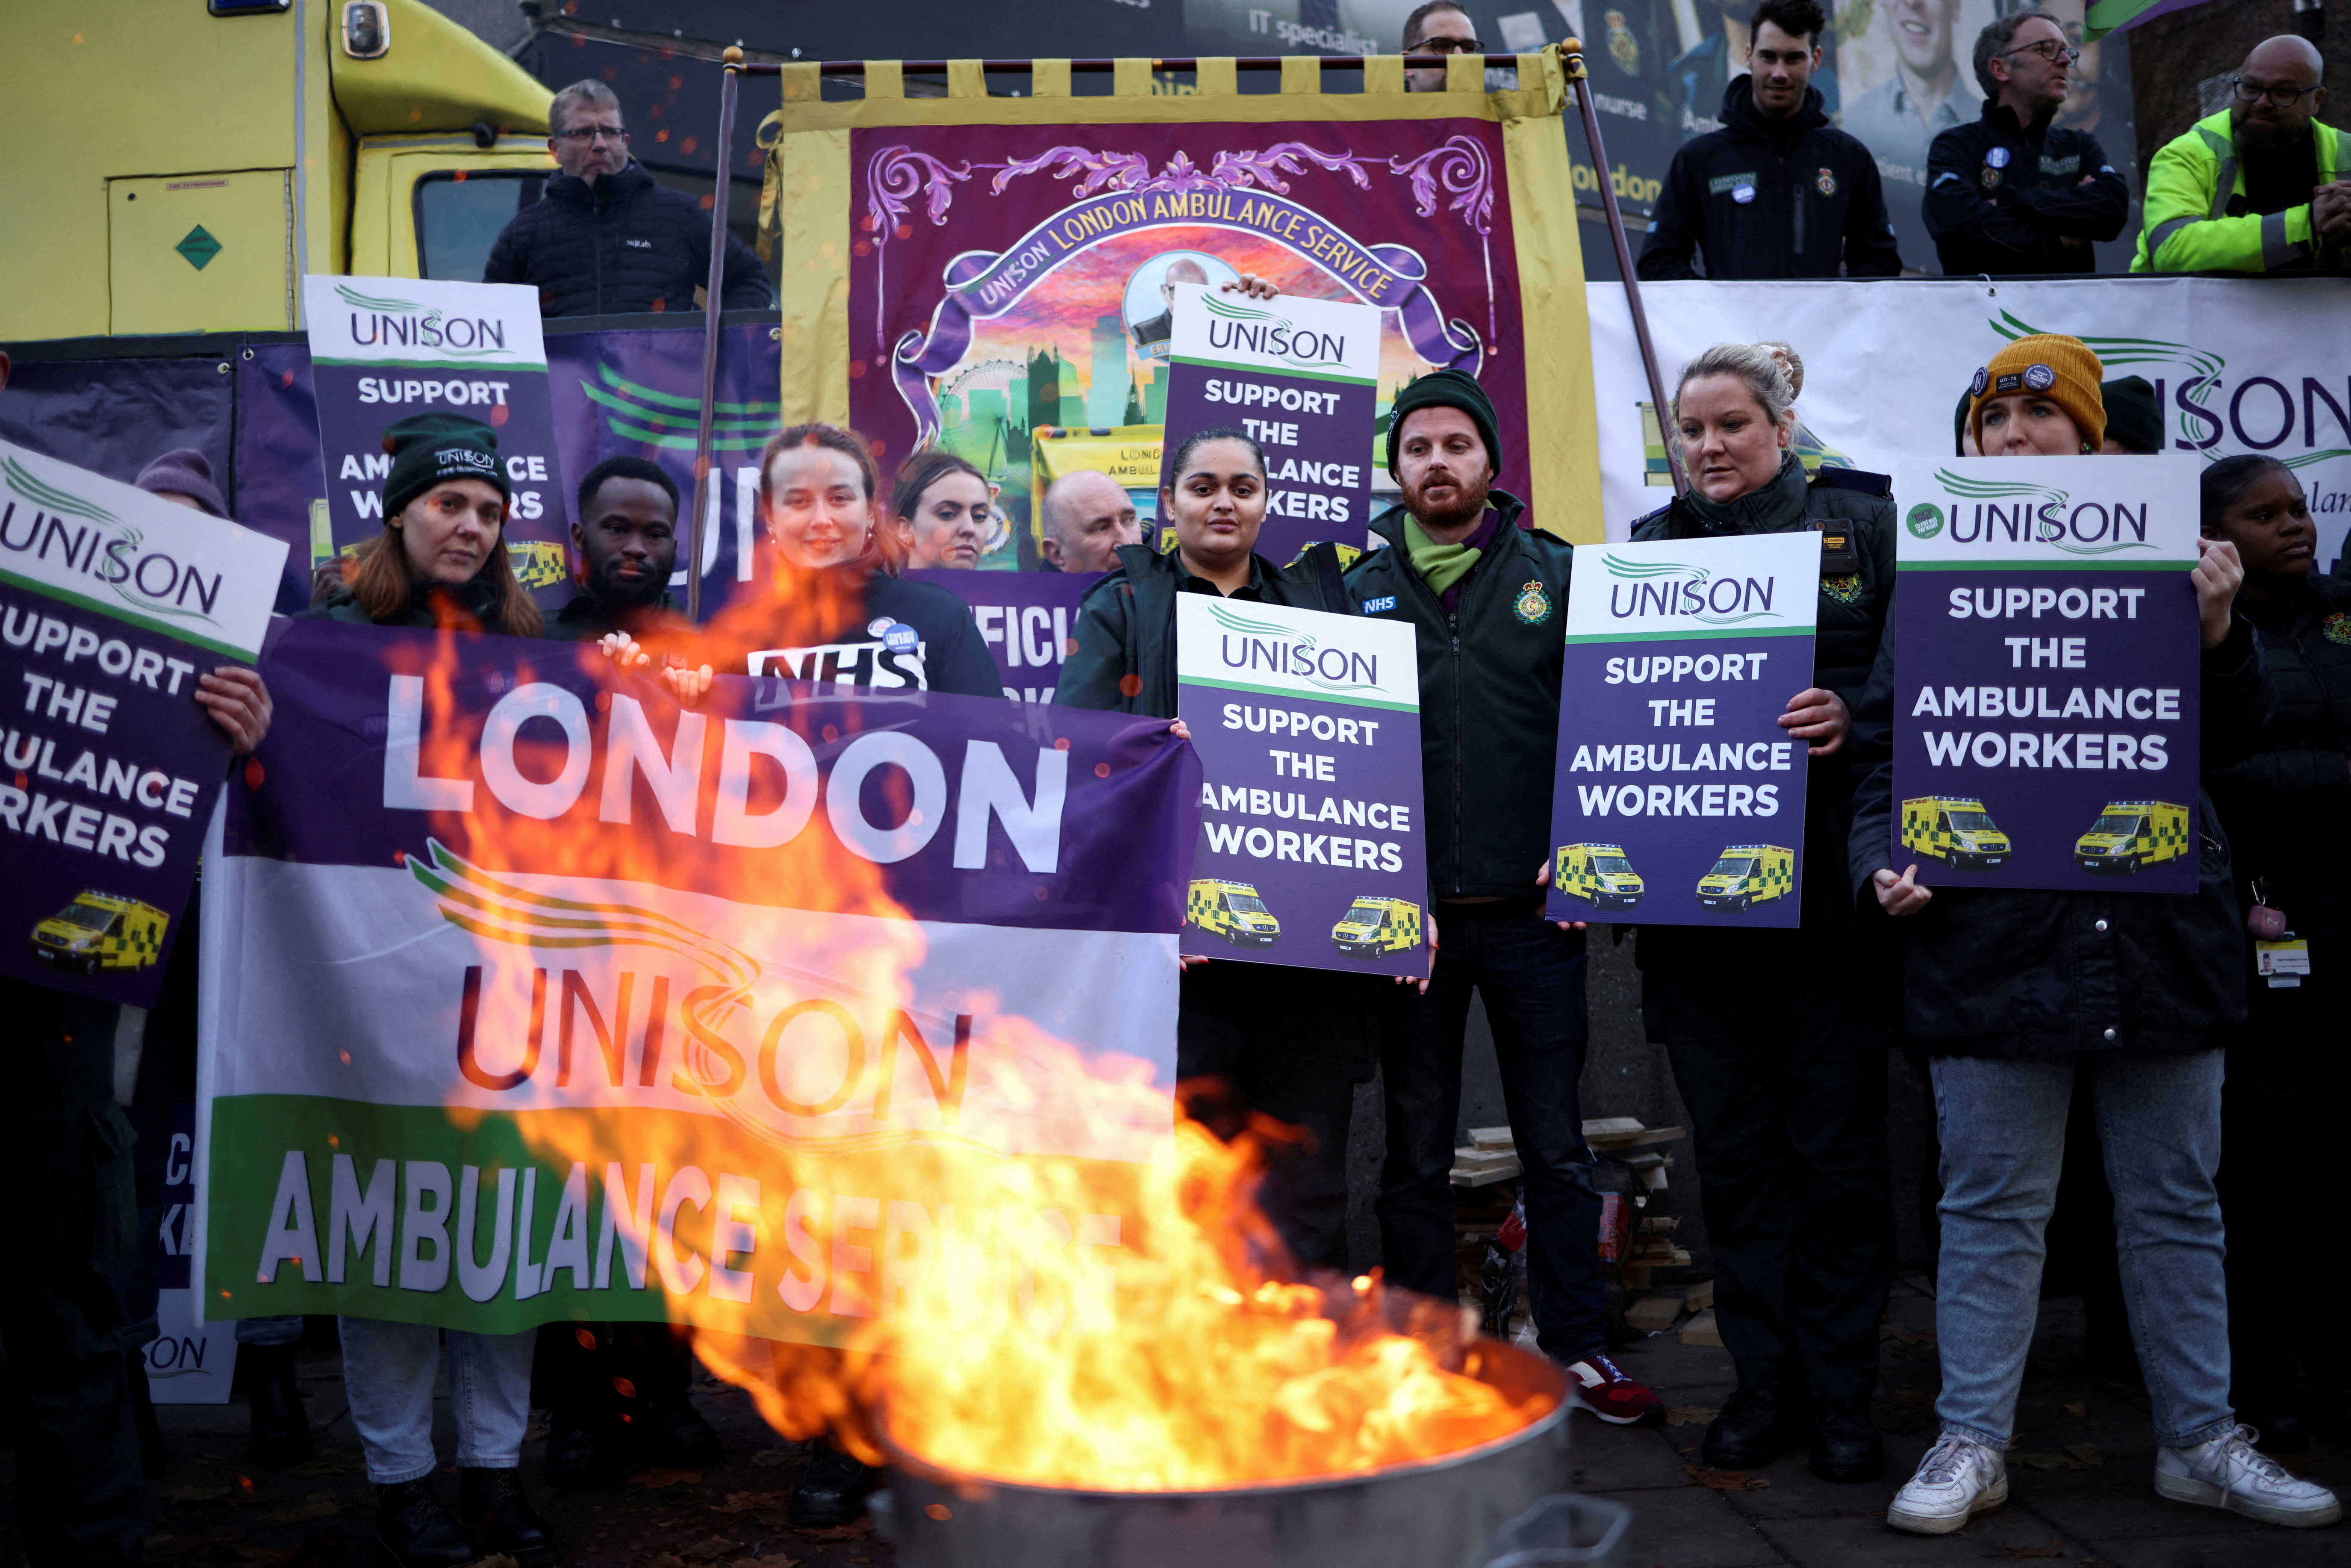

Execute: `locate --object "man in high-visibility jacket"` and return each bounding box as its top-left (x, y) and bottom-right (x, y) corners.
top-left (2135, 35), bottom-right (2348, 274)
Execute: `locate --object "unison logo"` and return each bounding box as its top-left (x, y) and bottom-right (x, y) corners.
top-left (1933, 469), bottom-right (2151, 554)
top-left (1208, 601), bottom-right (1380, 692)
top-left (1602, 552), bottom-right (1780, 625)
top-left (335, 282), bottom-right (516, 359)
top-left (1201, 293), bottom-right (1351, 372)
top-left (0, 457), bottom-right (227, 628)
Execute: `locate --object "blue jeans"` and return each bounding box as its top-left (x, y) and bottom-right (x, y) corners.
top-left (339, 1317), bottom-right (535, 1484)
top-left (1377, 908), bottom-right (1604, 1363)
top-left (1930, 1050), bottom-right (2236, 1450)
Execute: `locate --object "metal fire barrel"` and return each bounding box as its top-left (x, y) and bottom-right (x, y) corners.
top-left (875, 1340), bottom-right (1572, 1568)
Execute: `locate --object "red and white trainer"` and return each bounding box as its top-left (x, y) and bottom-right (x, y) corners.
top-left (1561, 1353), bottom-right (1667, 1427)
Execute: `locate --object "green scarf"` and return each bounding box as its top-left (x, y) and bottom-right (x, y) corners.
top-left (1403, 515), bottom-right (1482, 595)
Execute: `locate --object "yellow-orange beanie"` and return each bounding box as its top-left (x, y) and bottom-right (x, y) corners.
top-left (1968, 334), bottom-right (2106, 452)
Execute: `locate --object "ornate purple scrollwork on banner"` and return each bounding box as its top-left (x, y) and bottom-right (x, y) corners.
top-left (865, 141), bottom-right (1501, 445)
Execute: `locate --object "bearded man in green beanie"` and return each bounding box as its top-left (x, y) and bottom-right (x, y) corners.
top-left (1343, 370), bottom-right (1665, 1427)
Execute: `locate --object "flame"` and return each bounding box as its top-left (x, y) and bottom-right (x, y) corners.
top-left (388, 553), bottom-right (1550, 1492)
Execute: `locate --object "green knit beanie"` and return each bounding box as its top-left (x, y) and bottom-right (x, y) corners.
top-left (1385, 367), bottom-right (1503, 479)
top-left (381, 413), bottom-right (511, 521)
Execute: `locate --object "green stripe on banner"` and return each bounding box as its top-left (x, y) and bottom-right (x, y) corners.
top-left (1563, 625), bottom-right (1817, 645)
top-left (1181, 674), bottom-right (1417, 711)
top-left (1898, 559), bottom-right (2192, 572)
top-left (1168, 355), bottom-right (1376, 387)
top-left (0, 564), bottom-right (256, 662)
top-left (309, 357), bottom-right (545, 373)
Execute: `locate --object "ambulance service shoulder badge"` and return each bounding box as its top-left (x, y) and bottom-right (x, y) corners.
top-left (1514, 580), bottom-right (1554, 624)
top-left (1816, 166), bottom-right (1837, 197)
top-left (2324, 613), bottom-right (2351, 646)
top-left (1606, 9), bottom-right (1639, 72)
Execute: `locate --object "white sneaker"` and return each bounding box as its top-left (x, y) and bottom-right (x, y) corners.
top-left (2156, 1425), bottom-right (2342, 1528)
top-left (1887, 1432), bottom-right (2008, 1536)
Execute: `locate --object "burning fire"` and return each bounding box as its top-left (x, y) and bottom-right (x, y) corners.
top-left (396, 557), bottom-right (1553, 1492)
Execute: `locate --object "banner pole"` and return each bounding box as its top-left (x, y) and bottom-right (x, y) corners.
top-left (688, 46), bottom-right (745, 622)
top-left (1558, 38), bottom-right (1686, 497)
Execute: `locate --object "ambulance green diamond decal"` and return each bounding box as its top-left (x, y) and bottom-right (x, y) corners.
top-left (175, 225), bottom-right (222, 271)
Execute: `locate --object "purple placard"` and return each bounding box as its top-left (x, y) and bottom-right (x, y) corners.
top-left (1174, 595), bottom-right (1427, 977)
top-left (905, 568), bottom-right (1099, 703)
top-left (1160, 284), bottom-right (1381, 566)
top-left (234, 621), bottom-right (1196, 935)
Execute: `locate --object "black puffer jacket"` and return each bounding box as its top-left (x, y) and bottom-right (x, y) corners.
top-left (2208, 574), bottom-right (2351, 926)
top-left (483, 162), bottom-right (773, 317)
top-left (1925, 102), bottom-right (2129, 277)
top-left (300, 575), bottom-right (538, 636)
top-left (1849, 601), bottom-right (2268, 1055)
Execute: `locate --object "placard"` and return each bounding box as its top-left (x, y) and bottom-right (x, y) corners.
top-left (1175, 595), bottom-right (1426, 976)
top-left (1161, 284), bottom-right (1381, 565)
top-left (906, 568), bottom-right (1096, 704)
top-left (0, 440), bottom-right (286, 1005)
top-left (1891, 454), bottom-right (2202, 893)
top-left (1545, 533), bottom-right (1820, 929)
top-left (302, 275), bottom-right (572, 603)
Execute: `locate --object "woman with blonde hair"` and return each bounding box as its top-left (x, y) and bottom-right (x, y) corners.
top-left (1624, 339), bottom-right (1901, 1485)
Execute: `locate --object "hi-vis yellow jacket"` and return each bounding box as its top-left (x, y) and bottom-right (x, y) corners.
top-left (2133, 110), bottom-right (2343, 274)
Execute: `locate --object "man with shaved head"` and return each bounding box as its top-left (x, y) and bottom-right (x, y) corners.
top-left (1130, 257), bottom-right (1210, 355)
top-left (1038, 469), bottom-right (1142, 573)
top-left (2136, 34), bottom-right (2347, 273)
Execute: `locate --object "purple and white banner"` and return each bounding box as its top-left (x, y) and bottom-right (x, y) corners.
top-left (302, 277), bottom-right (572, 604)
top-left (906, 568), bottom-right (1098, 704)
top-left (197, 624), bottom-right (1196, 1338)
top-left (1546, 533), bottom-right (1819, 929)
top-left (0, 439), bottom-right (286, 1005)
top-left (1175, 595), bottom-right (1427, 977)
top-left (1891, 455), bottom-right (2202, 894)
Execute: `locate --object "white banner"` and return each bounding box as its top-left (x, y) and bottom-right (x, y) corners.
top-left (1585, 278), bottom-right (2351, 569)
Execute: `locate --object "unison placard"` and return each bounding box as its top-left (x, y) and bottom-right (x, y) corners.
top-left (1891, 455), bottom-right (2202, 893)
top-left (1545, 533), bottom-right (1820, 929)
top-left (1160, 285), bottom-right (1381, 566)
top-left (1175, 595), bottom-right (1426, 976)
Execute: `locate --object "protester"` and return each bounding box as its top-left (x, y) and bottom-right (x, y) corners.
top-left (2100, 375), bottom-right (2164, 456)
top-left (2136, 35), bottom-right (2347, 274)
top-left (2201, 455), bottom-right (2351, 1448)
top-left (554, 455), bottom-right (684, 642)
top-left (1857, 339), bottom-right (2342, 1534)
top-left (1402, 1), bottom-right (1482, 93)
top-left (1343, 368), bottom-right (1664, 1427)
top-left (1056, 426), bottom-right (1380, 1271)
top-left (484, 78), bottom-right (772, 316)
top-left (1925, 10), bottom-right (2128, 275)
top-left (1638, 0), bottom-right (1900, 280)
top-left (1626, 343), bottom-right (1898, 1480)
top-left (1968, 332), bottom-right (2104, 456)
top-left (1666, 0), bottom-right (1840, 136)
top-left (890, 449), bottom-right (993, 571)
top-left (1841, 0), bottom-right (1978, 271)
top-left (300, 413), bottom-right (551, 1566)
top-left (1037, 469), bottom-right (1142, 573)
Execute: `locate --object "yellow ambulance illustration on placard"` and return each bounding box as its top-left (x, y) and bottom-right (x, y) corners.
top-left (1554, 843), bottom-right (1645, 909)
top-left (1331, 896), bottom-right (1422, 958)
top-left (1696, 845), bottom-right (1794, 911)
top-left (506, 539), bottom-right (571, 592)
top-left (2074, 800), bottom-right (2189, 874)
top-left (30, 892), bottom-right (169, 975)
top-left (1901, 796), bottom-right (2012, 870)
top-left (1187, 878), bottom-right (1281, 946)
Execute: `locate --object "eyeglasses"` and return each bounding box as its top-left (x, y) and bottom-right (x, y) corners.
top-left (1999, 39), bottom-right (2082, 66)
top-left (1407, 35), bottom-right (1484, 54)
top-left (554, 125), bottom-right (629, 143)
top-left (2233, 76), bottom-right (2321, 108)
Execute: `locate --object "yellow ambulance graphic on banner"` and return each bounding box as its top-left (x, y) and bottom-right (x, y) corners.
top-left (1695, 845), bottom-right (1794, 912)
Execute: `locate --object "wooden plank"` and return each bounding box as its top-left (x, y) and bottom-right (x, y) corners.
top-left (1449, 1160), bottom-right (1521, 1188)
top-left (1468, 1126), bottom-right (1515, 1151)
top-left (1624, 1296), bottom-right (1683, 1334)
top-left (1684, 1279), bottom-right (1715, 1312)
top-left (1680, 1309), bottom-right (1723, 1347)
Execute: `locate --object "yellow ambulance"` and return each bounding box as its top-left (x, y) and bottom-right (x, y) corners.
top-left (1331, 896), bottom-right (1422, 957)
top-left (1553, 843), bottom-right (1644, 909)
top-left (31, 892), bottom-right (170, 976)
top-left (1187, 879), bottom-right (1281, 947)
top-left (1696, 845), bottom-right (1795, 912)
top-left (1900, 796), bottom-right (2012, 871)
top-left (2074, 800), bottom-right (2190, 874)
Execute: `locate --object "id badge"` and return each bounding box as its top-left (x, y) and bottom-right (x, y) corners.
top-left (2255, 937), bottom-right (2312, 988)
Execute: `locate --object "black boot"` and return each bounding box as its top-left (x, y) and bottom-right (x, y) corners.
top-left (458, 1466), bottom-right (553, 1565)
top-left (626, 1325), bottom-right (722, 1470)
top-left (544, 1404), bottom-right (620, 1487)
top-left (1701, 1387), bottom-right (1798, 1471)
top-left (788, 1442), bottom-right (880, 1527)
top-left (1806, 1395), bottom-right (1886, 1482)
top-left (374, 1478), bottom-right (477, 1568)
top-left (245, 1341), bottom-right (313, 1467)
top-left (126, 1351), bottom-right (165, 1477)
top-left (638, 1392), bottom-right (722, 1470)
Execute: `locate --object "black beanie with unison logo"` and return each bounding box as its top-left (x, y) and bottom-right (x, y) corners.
top-left (380, 412), bottom-right (512, 522)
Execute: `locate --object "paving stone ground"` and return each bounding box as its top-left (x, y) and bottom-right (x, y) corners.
top-left (8, 1277), bottom-right (2343, 1567)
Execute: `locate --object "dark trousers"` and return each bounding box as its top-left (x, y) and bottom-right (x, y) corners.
top-left (1376, 908), bottom-right (1604, 1364)
top-left (0, 980), bottom-right (148, 1565)
top-left (1645, 932), bottom-right (1895, 1402)
top-left (1177, 962), bottom-right (1370, 1271)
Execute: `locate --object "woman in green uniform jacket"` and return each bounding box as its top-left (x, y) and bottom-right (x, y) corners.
top-left (1056, 425), bottom-right (1382, 1271)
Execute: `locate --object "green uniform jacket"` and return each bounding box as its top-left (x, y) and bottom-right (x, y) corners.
top-left (2133, 110), bottom-right (2344, 274)
top-left (1344, 491), bottom-right (1572, 902)
top-left (1054, 540), bottom-right (1358, 720)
